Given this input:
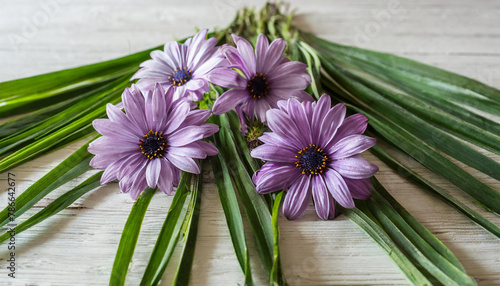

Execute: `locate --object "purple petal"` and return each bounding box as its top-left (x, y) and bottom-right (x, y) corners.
top-left (344, 178), bottom-right (372, 200)
top-left (181, 109), bottom-right (212, 127)
top-left (271, 75), bottom-right (311, 90)
top-left (157, 158), bottom-right (175, 195)
top-left (259, 38), bottom-right (286, 75)
top-left (255, 34), bottom-right (270, 71)
top-left (168, 143), bottom-right (208, 159)
top-left (331, 155), bottom-right (379, 179)
top-left (146, 158), bottom-right (161, 188)
top-left (287, 98), bottom-right (313, 144)
top-left (283, 175), bottom-right (311, 220)
top-left (166, 154), bottom-right (200, 174)
top-left (258, 132), bottom-right (298, 152)
top-left (253, 162), bottom-right (301, 194)
top-left (323, 169), bottom-right (355, 208)
top-left (92, 119), bottom-right (139, 144)
top-left (328, 135), bottom-right (376, 160)
top-left (250, 144), bottom-right (298, 163)
top-left (267, 61), bottom-right (309, 80)
top-left (196, 141), bottom-right (218, 156)
top-left (317, 103), bottom-right (346, 148)
top-left (212, 89), bottom-right (249, 115)
top-left (168, 124), bottom-right (219, 146)
top-left (164, 100), bottom-right (191, 134)
top-left (232, 34), bottom-right (256, 75)
top-left (122, 87), bottom-right (148, 132)
top-left (266, 109), bottom-right (306, 149)
top-left (206, 68), bottom-right (247, 89)
top-left (327, 193), bottom-right (337, 219)
top-left (106, 103), bottom-right (143, 138)
top-left (311, 175), bottom-right (331, 220)
top-left (329, 113), bottom-right (369, 147)
top-left (311, 95), bottom-right (332, 142)
top-left (100, 160), bottom-right (121, 184)
top-left (88, 137), bottom-right (138, 155)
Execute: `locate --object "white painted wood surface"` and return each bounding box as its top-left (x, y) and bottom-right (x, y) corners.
top-left (1, 0), bottom-right (499, 285)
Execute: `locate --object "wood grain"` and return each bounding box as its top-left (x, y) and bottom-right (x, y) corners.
top-left (0, 0), bottom-right (499, 285)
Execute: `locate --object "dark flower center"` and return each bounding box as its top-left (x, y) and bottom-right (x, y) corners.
top-left (139, 130), bottom-right (166, 160)
top-left (247, 73), bottom-right (270, 98)
top-left (295, 144), bottom-right (328, 175)
top-left (170, 67), bottom-right (192, 86)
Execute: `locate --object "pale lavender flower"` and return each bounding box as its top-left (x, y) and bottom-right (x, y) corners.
top-left (131, 29), bottom-right (223, 101)
top-left (89, 83), bottom-right (218, 199)
top-left (210, 34), bottom-right (313, 132)
top-left (251, 94), bottom-right (378, 220)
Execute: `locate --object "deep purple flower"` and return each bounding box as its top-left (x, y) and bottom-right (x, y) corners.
top-left (210, 34), bottom-right (313, 132)
top-left (251, 94), bottom-right (378, 220)
top-left (131, 29), bottom-right (223, 101)
top-left (89, 84), bottom-right (219, 199)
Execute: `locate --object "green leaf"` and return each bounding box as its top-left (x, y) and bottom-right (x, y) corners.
top-left (304, 33), bottom-right (500, 105)
top-left (270, 191), bottom-right (285, 286)
top-left (214, 113), bottom-right (276, 280)
top-left (0, 85), bottom-right (120, 172)
top-left (110, 187), bottom-right (156, 286)
top-left (0, 74), bottom-right (130, 156)
top-left (0, 138), bottom-right (96, 227)
top-left (172, 172), bottom-right (203, 286)
top-left (305, 34), bottom-right (500, 137)
top-left (370, 144), bottom-right (500, 238)
top-left (0, 46), bottom-right (159, 101)
top-left (140, 173), bottom-right (193, 286)
top-left (211, 153), bottom-right (253, 285)
top-left (339, 204), bottom-right (432, 286)
top-left (0, 171), bottom-right (102, 242)
top-left (368, 178), bottom-right (476, 286)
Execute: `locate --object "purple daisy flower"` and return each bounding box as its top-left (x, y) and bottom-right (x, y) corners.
top-left (131, 29), bottom-right (223, 102)
top-left (88, 83), bottom-right (219, 199)
top-left (251, 94), bottom-right (379, 220)
top-left (209, 34), bottom-right (313, 131)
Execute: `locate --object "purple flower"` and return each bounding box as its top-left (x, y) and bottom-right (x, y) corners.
top-left (131, 29), bottom-right (223, 102)
top-left (251, 94), bottom-right (378, 220)
top-left (210, 34), bottom-right (313, 132)
top-left (88, 84), bottom-right (219, 199)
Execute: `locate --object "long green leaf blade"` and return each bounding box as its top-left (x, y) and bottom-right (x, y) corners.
top-left (211, 153), bottom-right (253, 285)
top-left (0, 138), bottom-right (95, 227)
top-left (370, 144), bottom-right (500, 238)
top-left (0, 171), bottom-right (102, 242)
top-left (339, 204), bottom-right (432, 285)
top-left (110, 187), bottom-right (156, 286)
top-left (140, 173), bottom-right (193, 286)
top-left (172, 173), bottom-right (203, 286)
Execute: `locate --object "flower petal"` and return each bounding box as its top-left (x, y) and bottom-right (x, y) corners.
top-left (146, 158), bottom-right (161, 188)
top-left (329, 113), bottom-right (369, 147)
top-left (253, 162), bottom-right (301, 194)
top-left (328, 135), bottom-right (376, 160)
top-left (166, 153), bottom-right (201, 174)
top-left (168, 124), bottom-right (219, 146)
top-left (212, 89), bottom-right (249, 115)
top-left (323, 169), bottom-right (355, 208)
top-left (232, 34), bottom-right (256, 75)
top-left (283, 175), bottom-right (311, 220)
top-left (344, 178), bottom-right (372, 200)
top-left (250, 144), bottom-right (298, 163)
top-left (206, 68), bottom-right (247, 89)
top-left (311, 175), bottom-right (331, 220)
top-left (330, 155), bottom-right (379, 179)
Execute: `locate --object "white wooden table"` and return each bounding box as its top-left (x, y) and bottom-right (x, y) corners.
top-left (1, 0), bottom-right (499, 285)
